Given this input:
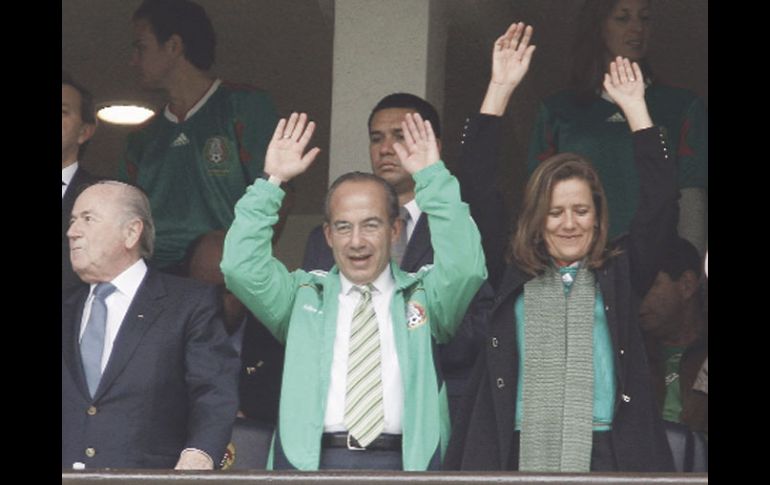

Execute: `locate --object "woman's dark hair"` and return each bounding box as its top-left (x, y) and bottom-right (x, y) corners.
top-left (570, 0), bottom-right (653, 105)
top-left (510, 152), bottom-right (617, 275)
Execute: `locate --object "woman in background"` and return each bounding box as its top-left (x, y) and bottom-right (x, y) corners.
top-left (527, 0), bottom-right (707, 255)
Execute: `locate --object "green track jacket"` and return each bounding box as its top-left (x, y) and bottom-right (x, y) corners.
top-left (221, 161), bottom-right (487, 470)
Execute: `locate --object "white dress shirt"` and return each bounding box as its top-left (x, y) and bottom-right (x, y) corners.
top-left (402, 198), bottom-right (422, 242)
top-left (78, 259), bottom-right (148, 372)
top-left (62, 162), bottom-right (79, 198)
top-left (323, 266), bottom-right (404, 434)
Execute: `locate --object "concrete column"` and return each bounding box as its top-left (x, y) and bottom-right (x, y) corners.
top-left (328, 0), bottom-right (447, 185)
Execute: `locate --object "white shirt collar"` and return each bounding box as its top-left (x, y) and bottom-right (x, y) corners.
top-left (339, 264), bottom-right (395, 297)
top-left (402, 198), bottom-right (421, 224)
top-left (401, 198), bottom-right (421, 241)
top-left (62, 162), bottom-right (79, 186)
top-left (164, 78), bottom-right (222, 123)
top-left (89, 258), bottom-right (148, 301)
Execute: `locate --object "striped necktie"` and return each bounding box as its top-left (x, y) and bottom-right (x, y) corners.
top-left (344, 284), bottom-right (384, 447)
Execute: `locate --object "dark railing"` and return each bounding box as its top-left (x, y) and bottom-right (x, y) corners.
top-left (63, 470), bottom-right (708, 484)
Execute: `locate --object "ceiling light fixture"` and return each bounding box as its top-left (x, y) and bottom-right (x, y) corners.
top-left (97, 103), bottom-right (155, 125)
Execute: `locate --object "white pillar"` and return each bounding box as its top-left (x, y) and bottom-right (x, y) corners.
top-left (328, 0), bottom-right (447, 185)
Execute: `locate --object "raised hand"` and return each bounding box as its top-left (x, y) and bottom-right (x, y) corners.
top-left (263, 112), bottom-right (322, 182)
top-left (491, 22), bottom-right (536, 88)
top-left (392, 112), bottom-right (440, 174)
top-left (603, 56), bottom-right (652, 131)
top-left (481, 21), bottom-right (536, 116)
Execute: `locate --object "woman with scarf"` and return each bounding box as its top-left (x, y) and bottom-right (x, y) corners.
top-left (445, 22), bottom-right (674, 472)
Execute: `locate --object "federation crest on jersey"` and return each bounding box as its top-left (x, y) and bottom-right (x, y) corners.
top-left (406, 301), bottom-right (427, 329)
top-left (203, 136), bottom-right (229, 165)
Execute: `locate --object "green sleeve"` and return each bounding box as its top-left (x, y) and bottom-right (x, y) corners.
top-left (220, 179), bottom-right (303, 344)
top-left (413, 161), bottom-right (487, 344)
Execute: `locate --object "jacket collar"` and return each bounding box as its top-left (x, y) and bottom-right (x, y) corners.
top-left (400, 213), bottom-right (431, 271)
top-left (319, 262), bottom-right (423, 294)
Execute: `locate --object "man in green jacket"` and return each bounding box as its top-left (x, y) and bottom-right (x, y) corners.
top-left (221, 112), bottom-right (486, 470)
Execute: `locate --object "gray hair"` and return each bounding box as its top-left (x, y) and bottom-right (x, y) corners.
top-left (324, 171), bottom-right (399, 224)
top-left (95, 180), bottom-right (155, 258)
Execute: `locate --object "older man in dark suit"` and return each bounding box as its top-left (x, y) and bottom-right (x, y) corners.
top-left (62, 180), bottom-right (239, 470)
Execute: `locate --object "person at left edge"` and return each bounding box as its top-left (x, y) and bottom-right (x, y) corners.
top-left (119, 0), bottom-right (279, 273)
top-left (63, 72), bottom-right (99, 297)
top-left (62, 180), bottom-right (239, 469)
top-left (221, 112), bottom-right (486, 470)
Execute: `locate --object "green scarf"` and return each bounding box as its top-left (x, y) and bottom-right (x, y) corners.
top-left (520, 265), bottom-right (595, 472)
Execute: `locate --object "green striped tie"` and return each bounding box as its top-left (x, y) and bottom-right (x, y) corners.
top-left (344, 284), bottom-right (384, 447)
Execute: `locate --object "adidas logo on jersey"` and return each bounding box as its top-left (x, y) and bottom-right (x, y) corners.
top-left (605, 112), bottom-right (626, 123)
top-left (171, 133), bottom-right (190, 147)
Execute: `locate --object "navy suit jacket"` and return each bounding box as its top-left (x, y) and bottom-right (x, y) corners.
top-left (300, 215), bottom-right (493, 417)
top-left (62, 268), bottom-right (240, 469)
top-left (238, 312), bottom-right (284, 425)
top-left (62, 167), bottom-right (99, 297)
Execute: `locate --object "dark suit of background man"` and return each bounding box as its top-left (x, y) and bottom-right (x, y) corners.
top-left (185, 230), bottom-right (284, 425)
top-left (62, 180), bottom-right (239, 470)
top-left (302, 94), bottom-right (494, 422)
top-left (62, 72), bottom-right (99, 297)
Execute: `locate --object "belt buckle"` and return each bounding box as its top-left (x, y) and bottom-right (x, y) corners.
top-left (346, 433), bottom-right (366, 451)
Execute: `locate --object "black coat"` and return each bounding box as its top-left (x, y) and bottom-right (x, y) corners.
top-left (444, 115), bottom-right (676, 471)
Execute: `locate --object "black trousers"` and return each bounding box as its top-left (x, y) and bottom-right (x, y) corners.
top-left (319, 447), bottom-right (402, 470)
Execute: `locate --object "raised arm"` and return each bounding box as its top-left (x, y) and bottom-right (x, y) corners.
top-left (457, 23), bottom-right (535, 288)
top-left (606, 57), bottom-right (707, 256)
top-left (221, 113), bottom-right (320, 342)
top-left (480, 22), bottom-right (536, 116)
top-left (604, 58), bottom-right (678, 293)
top-left (602, 57), bottom-right (652, 132)
top-left (396, 113), bottom-right (487, 342)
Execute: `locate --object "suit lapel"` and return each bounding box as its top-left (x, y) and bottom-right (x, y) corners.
top-left (93, 270), bottom-right (167, 400)
top-left (400, 213), bottom-right (432, 272)
top-left (62, 287), bottom-right (90, 398)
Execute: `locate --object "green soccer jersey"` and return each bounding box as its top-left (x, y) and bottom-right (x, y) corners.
top-left (662, 345), bottom-right (685, 423)
top-left (120, 79), bottom-right (278, 269)
top-left (528, 84), bottom-right (708, 239)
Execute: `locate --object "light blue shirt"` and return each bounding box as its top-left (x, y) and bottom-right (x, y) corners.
top-left (514, 287), bottom-right (616, 431)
